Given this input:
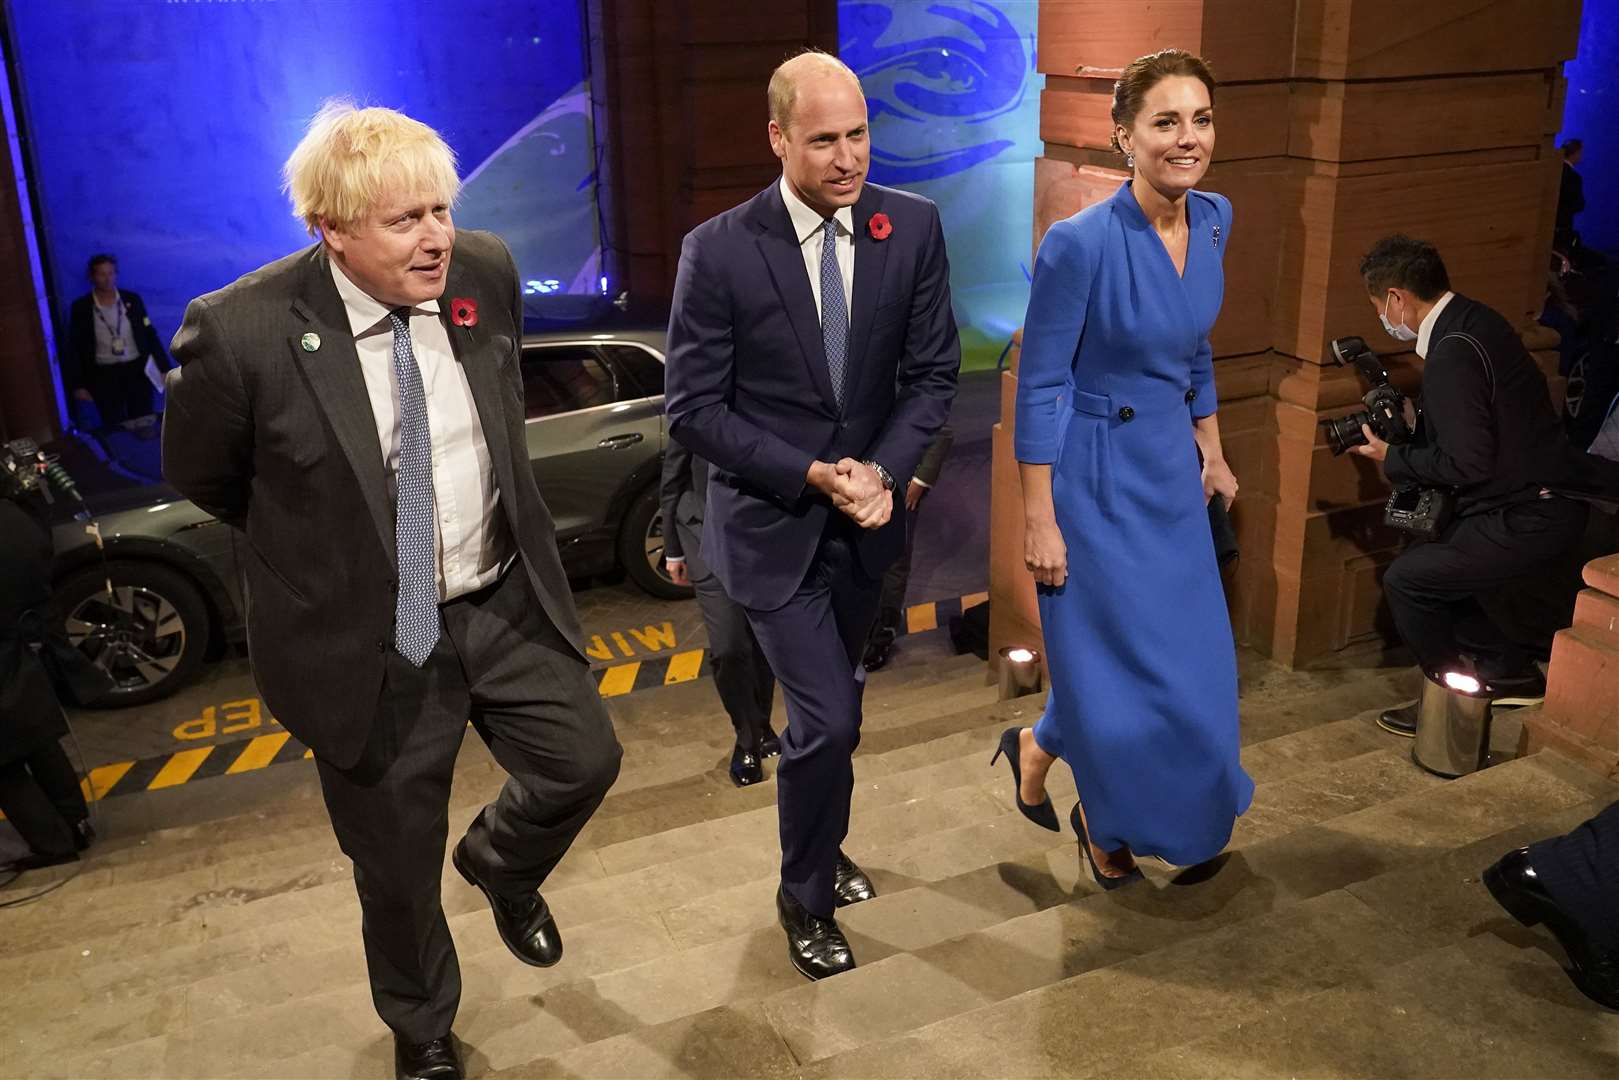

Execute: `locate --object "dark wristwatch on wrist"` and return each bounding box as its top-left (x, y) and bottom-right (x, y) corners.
top-left (862, 459), bottom-right (897, 492)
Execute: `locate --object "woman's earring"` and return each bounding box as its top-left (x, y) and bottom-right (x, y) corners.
top-left (1124, 151), bottom-right (1135, 169)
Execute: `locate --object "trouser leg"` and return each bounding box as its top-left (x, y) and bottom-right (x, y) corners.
top-left (453, 566), bottom-right (622, 898)
top-left (314, 636), bottom-right (470, 1044)
top-left (27, 738), bottom-right (88, 826)
top-left (747, 528), bottom-right (880, 916)
top-left (0, 753), bottom-right (76, 858)
top-left (1528, 800), bottom-right (1619, 951)
top-left (873, 506), bottom-right (918, 640)
top-left (693, 566), bottom-right (772, 751)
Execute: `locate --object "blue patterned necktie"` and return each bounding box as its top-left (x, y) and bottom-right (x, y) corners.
top-left (387, 308), bottom-right (441, 667)
top-left (819, 217), bottom-right (848, 410)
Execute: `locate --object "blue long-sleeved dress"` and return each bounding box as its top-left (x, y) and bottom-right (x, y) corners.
top-left (1014, 181), bottom-right (1254, 866)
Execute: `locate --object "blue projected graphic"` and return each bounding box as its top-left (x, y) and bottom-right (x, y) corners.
top-left (841, 1), bottom-right (1040, 369)
top-left (6, 0), bottom-right (604, 352)
top-left (1559, 0), bottom-right (1618, 253)
top-left (843, 2), bottom-right (1028, 185)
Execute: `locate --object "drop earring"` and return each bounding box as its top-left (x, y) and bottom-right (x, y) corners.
top-left (1124, 151), bottom-right (1135, 169)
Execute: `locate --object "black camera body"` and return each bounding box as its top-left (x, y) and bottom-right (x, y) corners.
top-left (1320, 335), bottom-right (1417, 455)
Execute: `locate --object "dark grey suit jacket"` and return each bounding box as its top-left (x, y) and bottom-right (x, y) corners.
top-left (162, 231), bottom-right (586, 768)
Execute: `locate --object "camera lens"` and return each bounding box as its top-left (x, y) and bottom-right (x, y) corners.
top-left (1320, 411), bottom-right (1371, 455)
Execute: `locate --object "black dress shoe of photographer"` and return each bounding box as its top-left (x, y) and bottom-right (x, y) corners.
top-left (73, 818), bottom-right (96, 852)
top-left (777, 885), bottom-right (856, 980)
top-left (1485, 848), bottom-right (1619, 1011)
top-left (1487, 669), bottom-right (1548, 708)
top-left (833, 851), bottom-right (877, 907)
top-left (394, 1034), bottom-right (463, 1080)
top-left (1377, 701), bottom-right (1418, 738)
top-left (729, 744), bottom-right (764, 787)
top-left (452, 840), bottom-right (562, 968)
top-left (761, 726), bottom-right (782, 759)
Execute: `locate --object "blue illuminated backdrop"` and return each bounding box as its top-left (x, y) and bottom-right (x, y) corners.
top-left (841, 0), bottom-right (1040, 370)
top-left (1559, 0), bottom-right (1617, 253)
top-left (7, 0), bottom-right (604, 351)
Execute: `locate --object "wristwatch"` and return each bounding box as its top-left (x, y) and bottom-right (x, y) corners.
top-left (862, 459), bottom-right (897, 492)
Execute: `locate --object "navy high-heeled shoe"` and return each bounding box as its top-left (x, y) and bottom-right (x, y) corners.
top-left (990, 727), bottom-right (1061, 832)
top-left (1070, 802), bottom-right (1144, 891)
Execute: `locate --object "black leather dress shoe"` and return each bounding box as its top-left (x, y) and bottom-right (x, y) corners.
top-left (729, 744), bottom-right (764, 787)
top-left (833, 851), bottom-right (877, 907)
top-left (452, 840), bottom-right (562, 967)
top-left (1377, 700), bottom-right (1418, 737)
top-left (72, 818), bottom-right (96, 852)
top-left (1485, 848), bottom-right (1619, 1011)
top-left (761, 726), bottom-right (782, 759)
top-left (394, 1034), bottom-right (463, 1080)
top-left (777, 885), bottom-right (856, 980)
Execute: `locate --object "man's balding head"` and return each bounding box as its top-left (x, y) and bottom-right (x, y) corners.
top-left (767, 50), bottom-right (870, 217)
top-left (768, 50), bottom-right (862, 132)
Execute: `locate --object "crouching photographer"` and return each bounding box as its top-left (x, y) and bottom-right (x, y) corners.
top-left (0, 441), bottom-right (98, 879)
top-left (1346, 236), bottom-right (1595, 736)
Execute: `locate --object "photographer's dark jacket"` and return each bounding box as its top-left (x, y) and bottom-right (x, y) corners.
top-left (1386, 292), bottom-right (1603, 516)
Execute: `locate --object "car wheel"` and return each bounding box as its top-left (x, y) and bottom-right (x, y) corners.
top-left (618, 482), bottom-right (694, 601)
top-left (53, 560), bottom-right (213, 707)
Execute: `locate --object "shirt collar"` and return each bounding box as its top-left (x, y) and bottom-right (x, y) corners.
top-left (780, 176), bottom-right (854, 246)
top-left (328, 252), bottom-right (440, 338)
top-left (1415, 290), bottom-right (1456, 359)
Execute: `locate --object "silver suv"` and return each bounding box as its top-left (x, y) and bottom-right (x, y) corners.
top-left (48, 315), bottom-right (685, 707)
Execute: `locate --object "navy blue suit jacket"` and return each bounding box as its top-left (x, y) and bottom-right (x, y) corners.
top-left (665, 181), bottom-right (960, 611)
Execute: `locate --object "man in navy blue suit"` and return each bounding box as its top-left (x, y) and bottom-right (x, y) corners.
top-left (665, 50), bottom-right (959, 980)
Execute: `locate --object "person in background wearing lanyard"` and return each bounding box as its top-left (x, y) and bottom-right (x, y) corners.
top-left (65, 254), bottom-right (171, 429)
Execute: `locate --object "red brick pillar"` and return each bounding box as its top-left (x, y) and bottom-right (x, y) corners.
top-left (1523, 555), bottom-right (1619, 781)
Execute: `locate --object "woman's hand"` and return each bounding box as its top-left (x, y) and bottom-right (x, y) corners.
top-left (1024, 517), bottom-right (1068, 588)
top-left (1202, 457), bottom-right (1238, 506)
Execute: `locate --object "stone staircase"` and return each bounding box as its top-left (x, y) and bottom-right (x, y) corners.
top-left (3, 630), bottom-right (1616, 1078)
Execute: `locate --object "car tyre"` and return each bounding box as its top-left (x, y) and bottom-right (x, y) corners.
top-left (52, 560), bottom-right (213, 707)
top-left (619, 482), bottom-right (694, 601)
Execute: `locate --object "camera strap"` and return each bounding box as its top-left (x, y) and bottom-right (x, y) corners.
top-left (1436, 331), bottom-right (1496, 404)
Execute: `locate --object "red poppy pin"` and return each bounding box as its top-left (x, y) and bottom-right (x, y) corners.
top-left (450, 297), bottom-right (478, 327)
top-left (867, 212), bottom-right (893, 241)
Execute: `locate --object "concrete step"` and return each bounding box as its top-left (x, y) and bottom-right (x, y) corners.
top-left (28, 718), bottom-right (1557, 1078)
top-left (7, 698), bottom-right (1437, 1073)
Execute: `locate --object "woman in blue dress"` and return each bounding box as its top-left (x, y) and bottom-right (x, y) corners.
top-left (993, 49), bottom-right (1254, 886)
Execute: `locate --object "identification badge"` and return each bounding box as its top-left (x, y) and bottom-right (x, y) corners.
top-left (111, 339), bottom-right (126, 356)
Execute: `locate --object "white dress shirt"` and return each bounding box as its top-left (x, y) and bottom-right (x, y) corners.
top-left (330, 259), bottom-right (513, 602)
top-left (780, 176), bottom-right (855, 321)
top-left (1415, 290), bottom-right (1457, 359)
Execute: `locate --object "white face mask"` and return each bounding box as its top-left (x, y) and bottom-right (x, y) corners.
top-left (1380, 293), bottom-right (1418, 342)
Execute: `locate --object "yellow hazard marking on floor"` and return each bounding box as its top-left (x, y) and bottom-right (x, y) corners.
top-left (962, 591), bottom-right (989, 608)
top-left (664, 649), bottom-right (704, 685)
top-left (148, 746), bottom-right (214, 790)
top-left (597, 662), bottom-right (641, 697)
top-left (227, 732), bottom-right (291, 774)
top-left (907, 603), bottom-right (938, 634)
top-left (80, 761), bottom-right (133, 802)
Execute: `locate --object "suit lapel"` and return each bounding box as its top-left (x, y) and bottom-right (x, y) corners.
top-left (847, 186), bottom-right (890, 397)
top-left (438, 259), bottom-right (521, 518)
top-left (753, 185), bottom-right (840, 413)
top-left (289, 249), bottom-right (395, 563)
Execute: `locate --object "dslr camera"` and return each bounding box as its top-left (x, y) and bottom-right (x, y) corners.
top-left (1319, 335), bottom-right (1416, 455)
top-left (0, 438), bottom-right (80, 506)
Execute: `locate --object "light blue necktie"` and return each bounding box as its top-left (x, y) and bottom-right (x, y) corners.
top-left (819, 218), bottom-right (848, 410)
top-left (388, 308), bottom-right (441, 667)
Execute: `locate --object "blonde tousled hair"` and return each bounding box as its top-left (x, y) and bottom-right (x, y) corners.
top-left (282, 101), bottom-right (460, 235)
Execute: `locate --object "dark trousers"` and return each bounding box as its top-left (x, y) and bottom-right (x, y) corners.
top-left (677, 521), bottom-right (775, 752)
top-left (0, 737), bottom-right (87, 859)
top-left (1529, 800), bottom-right (1619, 951)
top-left (314, 566), bottom-right (621, 1043)
top-left (744, 522), bottom-right (882, 916)
top-left (873, 501), bottom-right (921, 640)
top-left (85, 359), bottom-right (155, 426)
top-left (1382, 497), bottom-right (1588, 679)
